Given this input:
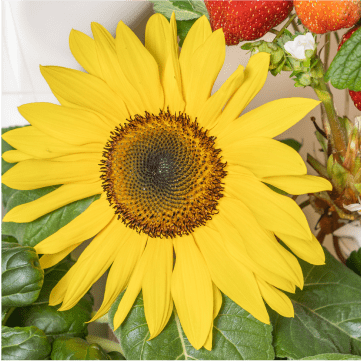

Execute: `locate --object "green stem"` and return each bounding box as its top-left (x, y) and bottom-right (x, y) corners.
top-left (299, 199), bottom-right (311, 209)
top-left (312, 58), bottom-right (347, 160)
top-left (324, 33), bottom-right (331, 69)
top-left (273, 13), bottom-right (297, 42)
top-left (86, 335), bottom-right (124, 356)
top-left (333, 31), bottom-right (340, 45)
top-left (2, 307), bottom-right (16, 326)
top-left (291, 17), bottom-right (300, 33)
top-left (269, 29), bottom-right (279, 35)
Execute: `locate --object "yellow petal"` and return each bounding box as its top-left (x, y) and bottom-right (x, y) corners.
top-left (18, 103), bottom-right (110, 146)
top-left (222, 137), bottom-right (307, 178)
top-left (89, 231), bottom-right (147, 322)
top-left (276, 232), bottom-right (325, 265)
top-left (2, 150), bottom-right (32, 163)
top-left (179, 16), bottom-right (212, 101)
top-left (2, 155), bottom-right (100, 190)
top-left (39, 243), bottom-right (81, 269)
top-left (184, 29), bottom-right (225, 119)
top-left (115, 21), bottom-right (164, 114)
top-left (197, 65), bottom-right (244, 129)
top-left (161, 15), bottom-right (185, 114)
top-left (256, 276), bottom-right (294, 318)
top-left (91, 22), bottom-right (145, 116)
top-left (215, 198), bottom-right (303, 290)
top-left (3, 182), bottom-right (102, 223)
top-left (201, 283), bottom-right (222, 351)
top-left (59, 218), bottom-right (127, 310)
top-left (2, 126), bottom-right (103, 159)
top-left (263, 175), bottom-right (332, 195)
top-left (34, 198), bottom-right (114, 254)
top-left (193, 227), bottom-right (270, 324)
top-left (172, 235), bottom-right (213, 350)
top-left (162, 55), bottom-right (185, 114)
top-left (212, 52), bottom-right (270, 133)
top-left (225, 167), bottom-right (312, 241)
top-left (145, 13), bottom-right (173, 81)
top-left (49, 267), bottom-right (75, 306)
top-left (69, 29), bottom-right (103, 78)
top-left (113, 241), bottom-right (150, 330)
top-left (217, 98), bottom-right (321, 146)
top-left (40, 65), bottom-right (129, 125)
top-left (143, 238), bottom-right (173, 339)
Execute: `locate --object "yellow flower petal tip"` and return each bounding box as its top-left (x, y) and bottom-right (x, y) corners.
top-left (2, 13), bottom-right (330, 349)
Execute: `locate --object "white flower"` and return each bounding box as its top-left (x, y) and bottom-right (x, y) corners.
top-left (284, 33), bottom-right (315, 60)
top-left (344, 198), bottom-right (361, 214)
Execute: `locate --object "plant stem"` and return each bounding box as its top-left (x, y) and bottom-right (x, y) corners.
top-left (2, 307), bottom-right (16, 326)
top-left (333, 31), bottom-right (340, 45)
top-left (273, 13), bottom-right (297, 42)
top-left (299, 199), bottom-right (311, 209)
top-left (324, 33), bottom-right (331, 69)
top-left (291, 17), bottom-right (300, 33)
top-left (269, 29), bottom-right (279, 35)
top-left (312, 58), bottom-right (347, 160)
top-left (86, 335), bottom-right (124, 356)
top-left (344, 89), bottom-right (350, 118)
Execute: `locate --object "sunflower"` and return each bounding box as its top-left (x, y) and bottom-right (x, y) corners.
top-left (2, 14), bottom-right (332, 350)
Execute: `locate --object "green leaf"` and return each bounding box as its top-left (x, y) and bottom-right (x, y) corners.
top-left (301, 354), bottom-right (361, 360)
top-left (271, 247), bottom-right (361, 359)
top-left (177, 19), bottom-right (197, 47)
top-left (149, 0), bottom-right (208, 21)
top-left (107, 351), bottom-right (126, 360)
top-left (279, 138), bottom-right (302, 152)
top-left (51, 337), bottom-right (110, 360)
top-left (2, 325), bottom-right (51, 360)
top-left (109, 291), bottom-right (274, 360)
top-left (346, 248), bottom-right (361, 277)
top-left (325, 27), bottom-right (361, 91)
top-left (2, 238), bottom-right (44, 307)
top-left (8, 259), bottom-right (94, 342)
top-left (2, 188), bottom-right (100, 247)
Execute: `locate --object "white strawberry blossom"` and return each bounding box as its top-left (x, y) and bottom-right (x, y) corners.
top-left (284, 33), bottom-right (315, 60)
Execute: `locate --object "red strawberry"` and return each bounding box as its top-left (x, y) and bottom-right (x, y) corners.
top-left (204, 0), bottom-right (294, 46)
top-left (337, 25), bottom-right (361, 111)
top-left (294, 0), bottom-right (361, 34)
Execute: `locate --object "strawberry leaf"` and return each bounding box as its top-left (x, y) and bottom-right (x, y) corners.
top-left (149, 0), bottom-right (209, 21)
top-left (325, 27), bottom-right (361, 91)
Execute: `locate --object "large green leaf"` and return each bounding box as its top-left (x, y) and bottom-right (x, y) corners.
top-left (346, 248), bottom-right (361, 277)
top-left (109, 291), bottom-right (274, 360)
top-left (150, 0), bottom-right (208, 21)
top-left (2, 236), bottom-right (44, 307)
top-left (1, 325), bottom-right (51, 360)
top-left (51, 337), bottom-right (110, 360)
top-left (2, 188), bottom-right (99, 247)
top-left (325, 27), bottom-right (361, 91)
top-left (301, 354), bottom-right (361, 360)
top-left (271, 247), bottom-right (361, 359)
top-left (8, 259), bottom-right (94, 342)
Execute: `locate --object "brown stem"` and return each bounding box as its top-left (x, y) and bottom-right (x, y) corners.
top-left (333, 235), bottom-right (347, 264)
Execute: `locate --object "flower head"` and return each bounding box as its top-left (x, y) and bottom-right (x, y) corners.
top-left (284, 32), bottom-right (315, 60)
top-left (2, 14), bottom-right (332, 350)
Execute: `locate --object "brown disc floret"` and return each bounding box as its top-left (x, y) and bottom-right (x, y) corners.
top-left (100, 110), bottom-right (227, 238)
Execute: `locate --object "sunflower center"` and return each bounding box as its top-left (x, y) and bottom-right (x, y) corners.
top-left (100, 110), bottom-right (226, 238)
